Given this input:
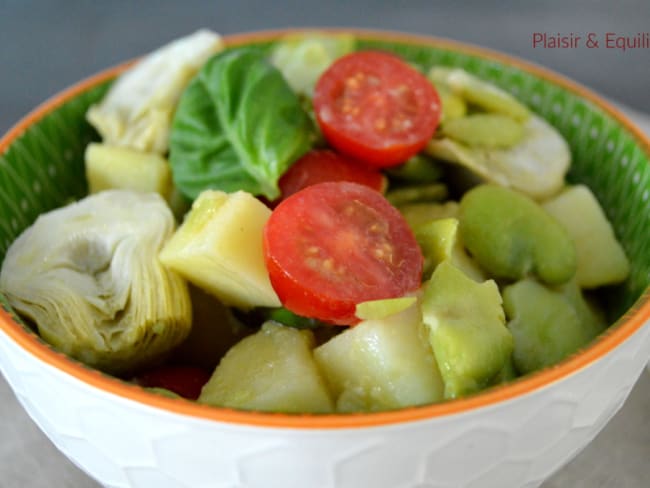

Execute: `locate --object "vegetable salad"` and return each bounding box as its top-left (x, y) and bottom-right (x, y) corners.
top-left (0, 30), bottom-right (630, 413)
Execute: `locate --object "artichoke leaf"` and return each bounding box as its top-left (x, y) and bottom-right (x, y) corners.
top-left (427, 114), bottom-right (570, 200)
top-left (87, 29), bottom-right (223, 154)
top-left (0, 190), bottom-right (192, 374)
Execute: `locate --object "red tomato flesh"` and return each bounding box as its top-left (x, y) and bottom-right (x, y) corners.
top-left (278, 149), bottom-right (386, 200)
top-left (135, 366), bottom-right (211, 400)
top-left (313, 51), bottom-right (441, 168)
top-left (263, 181), bottom-right (423, 325)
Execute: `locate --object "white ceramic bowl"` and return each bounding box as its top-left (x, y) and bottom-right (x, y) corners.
top-left (1, 30), bottom-right (649, 488)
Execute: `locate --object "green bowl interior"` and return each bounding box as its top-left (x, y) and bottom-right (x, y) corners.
top-left (1, 36), bottom-right (649, 330)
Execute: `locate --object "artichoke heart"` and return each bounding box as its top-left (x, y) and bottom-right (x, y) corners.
top-left (0, 190), bottom-right (192, 374)
top-left (87, 29), bottom-right (223, 154)
top-left (427, 114), bottom-right (570, 200)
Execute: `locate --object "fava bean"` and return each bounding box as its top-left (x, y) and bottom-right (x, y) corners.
top-left (421, 261), bottom-right (512, 399)
top-left (398, 201), bottom-right (460, 230)
top-left (503, 279), bottom-right (606, 374)
top-left (441, 113), bottom-right (524, 149)
top-left (431, 81), bottom-right (467, 122)
top-left (385, 182), bottom-right (448, 206)
top-left (459, 185), bottom-right (576, 284)
top-left (414, 218), bottom-right (485, 282)
top-left (428, 66), bottom-right (530, 121)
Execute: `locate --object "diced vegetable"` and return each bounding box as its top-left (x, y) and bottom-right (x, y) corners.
top-left (159, 190), bottom-right (281, 309)
top-left (198, 322), bottom-right (334, 413)
top-left (85, 142), bottom-right (172, 199)
top-left (315, 301), bottom-right (444, 412)
top-left (543, 185), bottom-right (630, 288)
top-left (503, 278), bottom-right (606, 374)
top-left (459, 185), bottom-right (576, 285)
top-left (421, 261), bottom-right (512, 399)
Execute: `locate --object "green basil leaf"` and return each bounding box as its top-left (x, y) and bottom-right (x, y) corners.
top-left (170, 48), bottom-right (315, 200)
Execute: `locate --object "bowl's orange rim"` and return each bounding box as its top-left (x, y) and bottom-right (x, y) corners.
top-left (1, 28), bottom-right (649, 430)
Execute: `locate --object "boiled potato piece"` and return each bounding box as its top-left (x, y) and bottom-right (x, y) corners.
top-left (85, 142), bottom-right (173, 199)
top-left (199, 322), bottom-right (333, 413)
top-left (459, 185), bottom-right (576, 285)
top-left (503, 278), bottom-right (606, 374)
top-left (315, 302), bottom-right (444, 412)
top-left (543, 185), bottom-right (630, 288)
top-left (421, 261), bottom-right (512, 399)
top-left (159, 190), bottom-right (281, 309)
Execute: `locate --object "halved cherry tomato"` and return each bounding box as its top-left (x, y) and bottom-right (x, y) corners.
top-left (263, 181), bottom-right (423, 325)
top-left (135, 365), bottom-right (211, 400)
top-left (313, 51), bottom-right (441, 168)
top-left (278, 149), bottom-right (386, 200)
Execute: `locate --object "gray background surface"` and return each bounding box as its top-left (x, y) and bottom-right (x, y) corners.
top-left (1, 0), bottom-right (650, 133)
top-left (0, 1), bottom-right (649, 487)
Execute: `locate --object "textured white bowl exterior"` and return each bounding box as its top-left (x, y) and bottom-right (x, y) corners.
top-left (1, 319), bottom-right (648, 488)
